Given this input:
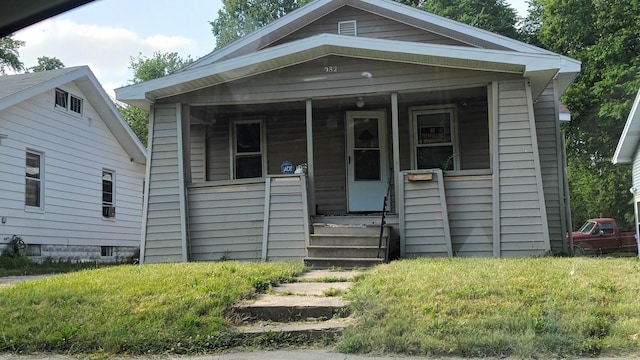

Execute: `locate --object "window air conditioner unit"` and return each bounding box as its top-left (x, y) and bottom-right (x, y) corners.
top-left (108, 206), bottom-right (116, 218)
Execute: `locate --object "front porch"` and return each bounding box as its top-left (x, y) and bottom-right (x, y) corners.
top-left (140, 79), bottom-right (564, 264)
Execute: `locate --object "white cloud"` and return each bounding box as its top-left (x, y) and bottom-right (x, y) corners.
top-left (15, 19), bottom-right (197, 89)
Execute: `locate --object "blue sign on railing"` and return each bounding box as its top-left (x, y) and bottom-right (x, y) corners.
top-left (281, 160), bottom-right (294, 174)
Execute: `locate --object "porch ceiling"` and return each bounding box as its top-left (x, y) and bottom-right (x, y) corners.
top-left (116, 34), bottom-right (571, 112)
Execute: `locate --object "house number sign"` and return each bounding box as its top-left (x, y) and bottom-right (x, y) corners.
top-left (324, 66), bottom-right (338, 73)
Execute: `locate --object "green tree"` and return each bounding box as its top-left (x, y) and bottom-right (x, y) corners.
top-left (0, 35), bottom-right (25, 74)
top-left (118, 52), bottom-right (194, 146)
top-left (28, 56), bottom-right (65, 72)
top-left (532, 0), bottom-right (640, 228)
top-left (211, 0), bottom-right (312, 48)
top-left (420, 0), bottom-right (521, 40)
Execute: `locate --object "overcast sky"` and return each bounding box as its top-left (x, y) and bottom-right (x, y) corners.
top-left (13, 0), bottom-right (530, 98)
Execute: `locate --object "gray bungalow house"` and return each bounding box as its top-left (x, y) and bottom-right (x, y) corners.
top-left (116, 0), bottom-right (580, 265)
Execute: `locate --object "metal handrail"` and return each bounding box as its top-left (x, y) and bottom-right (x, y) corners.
top-left (377, 174), bottom-right (393, 260)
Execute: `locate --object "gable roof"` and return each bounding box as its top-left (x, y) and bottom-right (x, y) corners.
top-left (0, 66), bottom-right (146, 164)
top-left (612, 88), bottom-right (640, 164)
top-left (116, 0), bottom-right (580, 110)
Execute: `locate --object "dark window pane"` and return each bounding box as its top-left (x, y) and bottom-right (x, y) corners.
top-left (354, 149), bottom-right (380, 180)
top-left (236, 123), bottom-right (261, 153)
top-left (417, 113), bottom-right (451, 144)
top-left (236, 155), bottom-right (262, 179)
top-left (70, 96), bottom-right (82, 114)
top-left (55, 89), bottom-right (67, 108)
top-left (25, 179), bottom-right (40, 207)
top-left (26, 153), bottom-right (40, 179)
top-left (353, 118), bottom-right (379, 148)
top-left (417, 146), bottom-right (454, 170)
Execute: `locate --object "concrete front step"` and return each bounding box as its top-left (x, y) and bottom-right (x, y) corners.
top-left (304, 257), bottom-right (384, 269)
top-left (309, 233), bottom-right (384, 247)
top-left (312, 223), bottom-right (389, 237)
top-left (236, 317), bottom-right (352, 342)
top-left (273, 282), bottom-right (352, 296)
top-left (234, 295), bottom-right (350, 322)
top-left (307, 245), bottom-right (385, 259)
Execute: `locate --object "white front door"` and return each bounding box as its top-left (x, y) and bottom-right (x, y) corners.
top-left (346, 111), bottom-right (389, 212)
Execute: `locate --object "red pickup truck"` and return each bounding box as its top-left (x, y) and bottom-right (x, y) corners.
top-left (572, 218), bottom-right (638, 256)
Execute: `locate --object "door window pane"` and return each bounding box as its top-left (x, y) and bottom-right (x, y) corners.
top-left (354, 149), bottom-right (381, 180)
top-left (353, 118), bottom-right (379, 148)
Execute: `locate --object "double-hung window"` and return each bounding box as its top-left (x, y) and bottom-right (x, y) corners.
top-left (232, 119), bottom-right (264, 179)
top-left (412, 106), bottom-right (458, 171)
top-left (102, 170), bottom-right (115, 218)
top-left (25, 150), bottom-right (43, 209)
top-left (55, 88), bottom-right (83, 115)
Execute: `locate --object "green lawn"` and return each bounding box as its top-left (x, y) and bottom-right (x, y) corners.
top-left (1, 258), bottom-right (640, 357)
top-left (0, 261), bottom-right (304, 354)
top-left (339, 257), bottom-right (640, 357)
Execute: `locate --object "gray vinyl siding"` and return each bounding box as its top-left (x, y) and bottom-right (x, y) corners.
top-left (0, 85), bottom-right (144, 254)
top-left (401, 169), bottom-right (452, 257)
top-left (444, 176), bottom-right (493, 256)
top-left (497, 80), bottom-right (548, 256)
top-left (206, 118), bottom-right (230, 181)
top-left (167, 57), bottom-right (520, 106)
top-left (533, 85), bottom-right (564, 253)
top-left (313, 110), bottom-right (346, 215)
top-left (190, 124), bottom-right (206, 182)
top-left (145, 104), bottom-right (184, 263)
top-left (266, 177), bottom-right (308, 261)
top-left (266, 111), bottom-right (308, 175)
top-left (273, 6), bottom-right (467, 47)
top-left (188, 182), bottom-right (265, 261)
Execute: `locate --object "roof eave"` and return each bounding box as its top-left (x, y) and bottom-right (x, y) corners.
top-left (613, 88), bottom-right (640, 164)
top-left (116, 35), bottom-right (567, 107)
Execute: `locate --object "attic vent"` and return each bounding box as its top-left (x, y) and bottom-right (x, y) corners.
top-left (338, 20), bottom-right (357, 36)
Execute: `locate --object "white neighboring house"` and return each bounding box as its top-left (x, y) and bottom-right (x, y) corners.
top-left (0, 66), bottom-right (147, 262)
top-left (613, 87), bottom-right (640, 257)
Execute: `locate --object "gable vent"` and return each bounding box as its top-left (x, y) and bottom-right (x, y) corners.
top-left (338, 20), bottom-right (357, 36)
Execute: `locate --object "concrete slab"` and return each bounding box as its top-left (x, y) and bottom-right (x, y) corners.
top-left (236, 317), bottom-right (352, 335)
top-left (297, 270), bottom-right (364, 281)
top-left (235, 295), bottom-right (350, 321)
top-left (273, 282), bottom-right (352, 296)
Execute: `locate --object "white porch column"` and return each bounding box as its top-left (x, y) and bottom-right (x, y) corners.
top-left (306, 99), bottom-right (316, 216)
top-left (391, 93), bottom-right (400, 212)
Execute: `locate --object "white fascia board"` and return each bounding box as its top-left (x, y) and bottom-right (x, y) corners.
top-left (78, 71), bottom-right (147, 164)
top-left (613, 88), bottom-right (640, 164)
top-left (117, 34), bottom-right (565, 106)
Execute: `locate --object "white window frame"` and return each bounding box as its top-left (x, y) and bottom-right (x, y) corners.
top-left (102, 169), bottom-right (115, 219)
top-left (25, 149), bottom-right (44, 211)
top-left (410, 105), bottom-right (459, 171)
top-left (55, 88), bottom-right (83, 116)
top-left (229, 118), bottom-right (266, 180)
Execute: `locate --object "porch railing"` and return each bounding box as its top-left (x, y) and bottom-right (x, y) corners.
top-left (377, 174), bottom-right (393, 261)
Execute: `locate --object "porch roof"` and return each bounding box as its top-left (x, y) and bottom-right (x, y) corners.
top-left (613, 87), bottom-right (640, 164)
top-left (116, 34), bottom-right (579, 112)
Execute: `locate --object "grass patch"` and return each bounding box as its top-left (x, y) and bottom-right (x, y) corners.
top-left (0, 255), bottom-right (122, 277)
top-left (338, 257), bottom-right (640, 358)
top-left (0, 261), bottom-right (304, 354)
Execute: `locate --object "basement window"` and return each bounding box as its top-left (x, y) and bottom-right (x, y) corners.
top-left (101, 246), bottom-right (113, 257)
